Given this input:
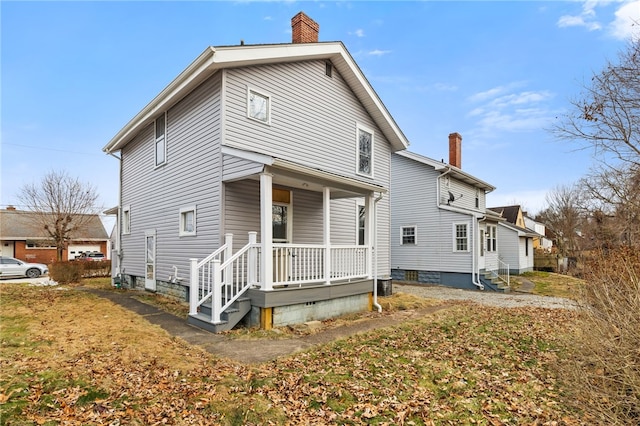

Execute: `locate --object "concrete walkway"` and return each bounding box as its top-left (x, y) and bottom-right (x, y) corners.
top-left (81, 287), bottom-right (443, 364)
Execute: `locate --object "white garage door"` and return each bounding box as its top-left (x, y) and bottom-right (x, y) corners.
top-left (68, 245), bottom-right (101, 260)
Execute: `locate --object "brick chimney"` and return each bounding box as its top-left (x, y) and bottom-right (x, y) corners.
top-left (448, 132), bottom-right (462, 169)
top-left (291, 12), bottom-right (319, 43)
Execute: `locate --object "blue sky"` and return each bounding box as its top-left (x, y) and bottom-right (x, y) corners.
top-left (2, 1), bottom-right (639, 230)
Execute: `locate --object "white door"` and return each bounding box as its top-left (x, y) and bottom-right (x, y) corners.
top-left (272, 202), bottom-right (292, 282)
top-left (145, 231), bottom-right (156, 291)
top-left (68, 244), bottom-right (101, 260)
top-left (478, 229), bottom-right (486, 271)
top-left (1, 242), bottom-right (15, 257)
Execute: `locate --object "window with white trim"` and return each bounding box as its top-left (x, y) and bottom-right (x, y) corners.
top-left (486, 225), bottom-right (497, 252)
top-left (454, 223), bottom-right (469, 252)
top-left (356, 125), bottom-right (373, 177)
top-left (401, 226), bottom-right (416, 245)
top-left (122, 205), bottom-right (131, 235)
top-left (247, 89), bottom-right (270, 124)
top-left (155, 112), bottom-right (167, 167)
top-left (357, 205), bottom-right (365, 245)
top-left (179, 206), bottom-right (196, 236)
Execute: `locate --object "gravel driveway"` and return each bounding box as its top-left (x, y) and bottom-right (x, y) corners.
top-left (394, 283), bottom-right (578, 310)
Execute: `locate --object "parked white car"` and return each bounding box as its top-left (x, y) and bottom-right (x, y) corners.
top-left (0, 256), bottom-right (49, 278)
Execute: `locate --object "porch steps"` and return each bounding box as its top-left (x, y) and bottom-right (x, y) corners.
top-left (481, 273), bottom-right (510, 293)
top-left (187, 297), bottom-right (251, 333)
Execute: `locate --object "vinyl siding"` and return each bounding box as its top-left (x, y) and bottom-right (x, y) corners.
top-left (497, 224), bottom-right (519, 269)
top-left (223, 60), bottom-right (392, 277)
top-left (120, 72), bottom-right (223, 284)
top-left (222, 154), bottom-right (265, 181)
top-left (390, 154), bottom-right (477, 274)
top-left (223, 61), bottom-right (389, 185)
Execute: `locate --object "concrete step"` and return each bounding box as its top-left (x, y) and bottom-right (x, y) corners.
top-left (189, 297), bottom-right (251, 333)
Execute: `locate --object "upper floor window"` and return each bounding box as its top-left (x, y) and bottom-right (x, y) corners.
top-left (155, 113), bottom-right (167, 167)
top-left (454, 223), bottom-right (469, 252)
top-left (486, 225), bottom-right (497, 252)
top-left (401, 226), bottom-right (416, 245)
top-left (122, 205), bottom-right (131, 235)
top-left (356, 125), bottom-right (374, 177)
top-left (179, 206), bottom-right (196, 236)
top-left (248, 89), bottom-right (270, 124)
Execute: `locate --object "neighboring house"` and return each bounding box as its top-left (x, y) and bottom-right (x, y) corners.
top-left (489, 205), bottom-right (540, 274)
top-left (0, 206), bottom-right (110, 263)
top-left (523, 214), bottom-right (553, 252)
top-left (390, 133), bottom-right (509, 292)
top-left (102, 13), bottom-right (409, 332)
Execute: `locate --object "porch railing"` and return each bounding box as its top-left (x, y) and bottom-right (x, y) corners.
top-left (190, 235), bottom-right (371, 322)
top-left (190, 233), bottom-right (259, 324)
top-left (497, 258), bottom-right (510, 287)
top-left (271, 244), bottom-right (369, 286)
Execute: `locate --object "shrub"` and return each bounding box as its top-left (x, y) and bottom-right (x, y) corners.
top-left (49, 261), bottom-right (83, 284)
top-left (561, 246), bottom-right (640, 424)
top-left (80, 260), bottom-right (111, 278)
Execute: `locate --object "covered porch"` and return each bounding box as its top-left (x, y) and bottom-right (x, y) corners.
top-left (189, 146), bottom-right (385, 331)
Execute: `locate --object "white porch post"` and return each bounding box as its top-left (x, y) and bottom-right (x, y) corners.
top-left (366, 193), bottom-right (375, 279)
top-left (323, 186), bottom-right (331, 285)
top-left (260, 172), bottom-right (273, 290)
top-left (248, 231), bottom-right (257, 285)
top-left (189, 258), bottom-right (198, 315)
top-left (223, 233), bottom-right (233, 289)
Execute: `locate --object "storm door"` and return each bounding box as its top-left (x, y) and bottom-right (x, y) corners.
top-left (145, 230), bottom-right (156, 291)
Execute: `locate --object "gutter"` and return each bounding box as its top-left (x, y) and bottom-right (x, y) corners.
top-left (372, 192), bottom-right (384, 312)
top-left (107, 151), bottom-right (123, 284)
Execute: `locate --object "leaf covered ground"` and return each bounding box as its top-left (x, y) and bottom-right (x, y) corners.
top-left (0, 282), bottom-right (586, 425)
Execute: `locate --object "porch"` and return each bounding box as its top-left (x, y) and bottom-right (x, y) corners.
top-left (188, 233), bottom-right (374, 332)
top-left (188, 147), bottom-right (386, 332)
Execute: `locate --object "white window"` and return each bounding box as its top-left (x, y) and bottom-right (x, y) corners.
top-left (179, 206), bottom-right (196, 236)
top-left (356, 124), bottom-right (374, 177)
top-left (122, 205), bottom-right (131, 235)
top-left (486, 225), bottom-right (497, 252)
top-left (357, 205), bottom-right (365, 245)
top-left (454, 223), bottom-right (469, 252)
top-left (247, 89), bottom-right (270, 124)
top-left (401, 226), bottom-right (416, 245)
top-left (155, 112), bottom-right (167, 167)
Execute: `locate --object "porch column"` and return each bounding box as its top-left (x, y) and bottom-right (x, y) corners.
top-left (260, 172), bottom-right (273, 290)
top-left (323, 186), bottom-right (331, 285)
top-left (365, 193), bottom-right (375, 279)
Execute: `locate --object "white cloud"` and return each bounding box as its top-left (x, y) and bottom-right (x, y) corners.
top-left (466, 84), bottom-right (556, 134)
top-left (557, 0), bottom-right (639, 38)
top-left (368, 49), bottom-right (391, 56)
top-left (610, 1), bottom-right (640, 39)
top-left (349, 29), bottom-right (365, 37)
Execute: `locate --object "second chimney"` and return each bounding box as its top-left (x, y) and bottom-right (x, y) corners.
top-left (291, 12), bottom-right (319, 43)
top-left (449, 132), bottom-right (462, 169)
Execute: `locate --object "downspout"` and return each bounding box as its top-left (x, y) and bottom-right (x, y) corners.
top-left (373, 192), bottom-right (384, 312)
top-left (437, 166), bottom-right (483, 290)
top-left (107, 151), bottom-right (122, 285)
top-left (470, 212), bottom-right (485, 290)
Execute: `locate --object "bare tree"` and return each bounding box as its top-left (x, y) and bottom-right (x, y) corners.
top-left (579, 164), bottom-right (640, 247)
top-left (537, 183), bottom-right (585, 256)
top-left (18, 170), bottom-right (100, 261)
top-left (552, 39), bottom-right (640, 167)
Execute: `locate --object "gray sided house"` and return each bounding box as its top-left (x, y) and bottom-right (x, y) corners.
top-left (489, 205), bottom-right (540, 274)
top-left (390, 134), bottom-right (511, 292)
top-left (102, 13), bottom-right (408, 332)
